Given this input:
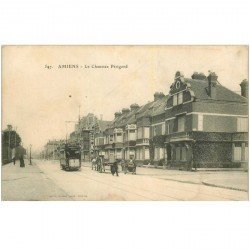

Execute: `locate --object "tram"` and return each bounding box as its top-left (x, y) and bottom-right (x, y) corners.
top-left (59, 142), bottom-right (81, 171)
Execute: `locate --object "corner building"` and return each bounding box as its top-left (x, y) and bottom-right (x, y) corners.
top-left (165, 71), bottom-right (248, 169)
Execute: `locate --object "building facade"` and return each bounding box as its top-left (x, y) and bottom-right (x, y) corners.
top-left (89, 71), bottom-right (248, 169)
top-left (165, 71), bottom-right (248, 169)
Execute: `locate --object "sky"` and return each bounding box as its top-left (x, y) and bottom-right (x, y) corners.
top-left (2, 45), bottom-right (248, 152)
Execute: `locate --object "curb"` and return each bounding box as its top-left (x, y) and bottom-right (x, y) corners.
top-left (202, 181), bottom-right (248, 192)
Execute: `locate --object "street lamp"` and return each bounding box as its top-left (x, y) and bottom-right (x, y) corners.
top-left (29, 144), bottom-right (32, 165)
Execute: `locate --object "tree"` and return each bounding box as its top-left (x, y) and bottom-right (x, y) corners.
top-left (2, 130), bottom-right (22, 149)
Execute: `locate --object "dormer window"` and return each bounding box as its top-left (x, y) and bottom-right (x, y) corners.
top-left (173, 92), bottom-right (183, 106)
top-left (178, 92), bottom-right (183, 104)
top-left (173, 95), bottom-right (178, 106)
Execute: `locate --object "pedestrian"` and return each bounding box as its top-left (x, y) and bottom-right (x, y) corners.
top-left (111, 160), bottom-right (119, 177)
top-left (15, 143), bottom-right (26, 168)
top-left (12, 148), bottom-right (16, 165)
top-left (91, 157), bottom-right (96, 170)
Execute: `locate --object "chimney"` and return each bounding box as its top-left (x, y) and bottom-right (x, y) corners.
top-left (154, 92), bottom-right (165, 101)
top-left (130, 103), bottom-right (140, 112)
top-left (191, 72), bottom-right (206, 80)
top-left (240, 79), bottom-right (248, 98)
top-left (7, 124), bottom-right (12, 131)
top-left (122, 108), bottom-right (130, 115)
top-left (207, 72), bottom-right (218, 99)
top-left (114, 112), bottom-right (122, 119)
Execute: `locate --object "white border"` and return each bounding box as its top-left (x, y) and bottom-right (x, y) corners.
top-left (1, 1), bottom-right (250, 250)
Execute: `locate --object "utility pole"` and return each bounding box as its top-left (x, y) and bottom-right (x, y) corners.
top-left (78, 105), bottom-right (81, 122)
top-left (29, 144), bottom-right (32, 165)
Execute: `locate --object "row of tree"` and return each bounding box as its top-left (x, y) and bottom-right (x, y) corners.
top-left (2, 128), bottom-right (22, 164)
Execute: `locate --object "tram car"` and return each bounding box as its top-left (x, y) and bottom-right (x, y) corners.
top-left (59, 142), bottom-right (81, 171)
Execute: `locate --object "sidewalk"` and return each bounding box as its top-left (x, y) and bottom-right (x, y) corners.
top-left (1, 160), bottom-right (70, 201)
top-left (133, 167), bottom-right (249, 192)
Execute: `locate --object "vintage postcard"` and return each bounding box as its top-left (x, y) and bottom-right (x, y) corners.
top-left (1, 45), bottom-right (249, 201)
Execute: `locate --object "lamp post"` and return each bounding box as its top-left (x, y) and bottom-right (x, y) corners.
top-left (29, 144), bottom-right (32, 165)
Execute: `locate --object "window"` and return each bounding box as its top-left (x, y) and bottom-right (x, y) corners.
top-left (162, 123), bottom-right (166, 135)
top-left (145, 148), bottom-right (150, 159)
top-left (173, 95), bottom-right (178, 106)
top-left (95, 138), bottom-right (98, 146)
top-left (173, 92), bottom-right (184, 106)
top-left (175, 146), bottom-right (187, 161)
top-left (237, 118), bottom-right (248, 132)
top-left (198, 114), bottom-right (203, 131)
top-left (234, 144), bottom-right (242, 161)
top-left (160, 148), bottom-right (164, 159)
top-left (245, 144), bottom-right (248, 161)
top-left (176, 147), bottom-right (181, 160)
top-left (144, 127), bottom-right (150, 138)
top-left (177, 116), bottom-right (185, 132)
top-left (166, 123), bottom-right (170, 135)
top-left (178, 92), bottom-right (183, 104)
top-left (116, 133), bottom-right (123, 143)
top-left (116, 150), bottom-right (122, 159)
top-left (137, 127), bottom-right (143, 139)
top-left (181, 147), bottom-right (187, 161)
top-left (109, 135), bottom-right (113, 143)
top-left (129, 130), bottom-right (136, 141)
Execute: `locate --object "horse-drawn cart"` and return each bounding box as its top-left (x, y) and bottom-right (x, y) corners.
top-left (124, 160), bottom-right (136, 174)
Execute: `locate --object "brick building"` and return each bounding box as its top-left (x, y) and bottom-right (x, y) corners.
top-left (93, 71), bottom-right (248, 169)
top-left (165, 71), bottom-right (248, 169)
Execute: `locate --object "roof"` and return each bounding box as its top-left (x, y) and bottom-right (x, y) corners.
top-left (185, 78), bottom-right (247, 103)
top-left (150, 95), bottom-right (169, 117)
top-left (136, 101), bottom-right (155, 119)
top-left (98, 120), bottom-right (112, 131)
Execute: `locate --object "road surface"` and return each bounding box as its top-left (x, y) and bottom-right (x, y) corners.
top-left (2, 159), bottom-right (248, 201)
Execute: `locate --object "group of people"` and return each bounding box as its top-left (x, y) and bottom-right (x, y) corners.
top-left (91, 156), bottom-right (136, 176)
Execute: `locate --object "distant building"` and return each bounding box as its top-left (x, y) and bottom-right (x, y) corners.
top-left (43, 140), bottom-right (65, 160)
top-left (74, 113), bottom-right (112, 161)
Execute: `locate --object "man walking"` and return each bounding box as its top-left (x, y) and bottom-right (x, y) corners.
top-left (15, 143), bottom-right (26, 167)
top-left (111, 160), bottom-right (119, 177)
